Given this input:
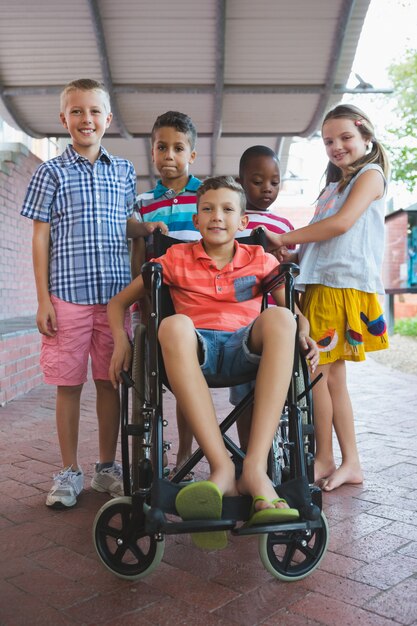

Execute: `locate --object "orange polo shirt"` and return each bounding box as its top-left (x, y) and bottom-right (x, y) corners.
top-left (153, 240), bottom-right (279, 331)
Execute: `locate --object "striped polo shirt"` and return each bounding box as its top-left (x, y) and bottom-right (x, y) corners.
top-left (134, 175), bottom-right (201, 241)
top-left (153, 240), bottom-right (279, 332)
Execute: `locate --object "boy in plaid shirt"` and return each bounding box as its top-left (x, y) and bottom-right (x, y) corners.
top-left (21, 78), bottom-right (166, 508)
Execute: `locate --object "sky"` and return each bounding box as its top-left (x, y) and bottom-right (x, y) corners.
top-left (279, 0), bottom-right (417, 212)
top-left (349, 0), bottom-right (416, 88)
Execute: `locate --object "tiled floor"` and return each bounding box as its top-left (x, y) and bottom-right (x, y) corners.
top-left (1, 357), bottom-right (417, 625)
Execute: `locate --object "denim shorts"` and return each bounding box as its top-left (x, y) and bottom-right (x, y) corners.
top-left (196, 322), bottom-right (261, 381)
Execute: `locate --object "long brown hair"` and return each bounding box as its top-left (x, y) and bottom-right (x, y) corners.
top-left (321, 104), bottom-right (390, 194)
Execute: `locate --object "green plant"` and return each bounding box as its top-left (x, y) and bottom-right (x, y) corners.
top-left (394, 316), bottom-right (417, 336)
top-left (387, 48), bottom-right (417, 192)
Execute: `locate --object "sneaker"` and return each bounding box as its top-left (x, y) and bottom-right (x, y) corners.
top-left (45, 466), bottom-right (84, 508)
top-left (91, 462), bottom-right (124, 497)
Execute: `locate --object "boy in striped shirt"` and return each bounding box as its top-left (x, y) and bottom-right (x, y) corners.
top-left (131, 111), bottom-right (201, 477)
top-left (108, 176), bottom-right (318, 545)
top-left (131, 110), bottom-right (201, 278)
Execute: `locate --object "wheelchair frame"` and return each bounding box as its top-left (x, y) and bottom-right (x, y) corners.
top-left (93, 231), bottom-right (329, 582)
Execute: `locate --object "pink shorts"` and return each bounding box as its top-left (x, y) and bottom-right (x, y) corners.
top-left (40, 295), bottom-right (131, 386)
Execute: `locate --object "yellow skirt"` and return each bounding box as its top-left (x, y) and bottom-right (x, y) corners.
top-left (301, 285), bottom-right (389, 365)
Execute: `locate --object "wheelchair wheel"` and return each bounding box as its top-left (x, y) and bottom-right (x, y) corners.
top-left (258, 512), bottom-right (329, 581)
top-left (295, 354), bottom-right (315, 484)
top-left (93, 497), bottom-right (165, 580)
top-left (131, 323), bottom-right (150, 491)
top-left (270, 419), bottom-right (289, 486)
top-left (270, 354), bottom-right (314, 486)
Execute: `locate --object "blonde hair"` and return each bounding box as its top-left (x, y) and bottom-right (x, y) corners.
top-left (322, 104), bottom-right (390, 194)
top-left (197, 176), bottom-right (247, 214)
top-left (60, 78), bottom-right (111, 113)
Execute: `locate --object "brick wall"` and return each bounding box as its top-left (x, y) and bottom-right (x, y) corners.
top-left (383, 211), bottom-right (408, 290)
top-left (0, 143), bottom-right (42, 320)
top-left (0, 144), bottom-right (43, 404)
top-left (0, 329), bottom-right (42, 406)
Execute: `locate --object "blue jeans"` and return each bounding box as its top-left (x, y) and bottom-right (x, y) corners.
top-left (196, 323), bottom-right (260, 381)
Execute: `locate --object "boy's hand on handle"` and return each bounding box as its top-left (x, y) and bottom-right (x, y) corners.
top-left (109, 333), bottom-right (132, 389)
top-left (36, 299), bottom-right (57, 336)
top-left (299, 333), bottom-right (319, 374)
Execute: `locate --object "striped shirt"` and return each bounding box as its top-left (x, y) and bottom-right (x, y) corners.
top-left (237, 210), bottom-right (294, 241)
top-left (153, 240), bottom-right (279, 332)
top-left (237, 210), bottom-right (294, 306)
top-left (134, 175), bottom-right (201, 242)
top-left (21, 144), bottom-right (136, 305)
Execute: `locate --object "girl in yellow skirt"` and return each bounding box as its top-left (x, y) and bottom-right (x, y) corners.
top-left (264, 104), bottom-right (390, 491)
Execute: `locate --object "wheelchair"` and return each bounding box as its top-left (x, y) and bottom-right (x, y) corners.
top-left (93, 228), bottom-right (329, 582)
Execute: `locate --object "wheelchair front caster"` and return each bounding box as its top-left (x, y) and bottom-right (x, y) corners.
top-left (258, 511), bottom-right (329, 581)
top-left (93, 496), bottom-right (165, 580)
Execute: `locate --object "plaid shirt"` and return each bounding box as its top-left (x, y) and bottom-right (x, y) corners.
top-left (21, 145), bottom-right (136, 304)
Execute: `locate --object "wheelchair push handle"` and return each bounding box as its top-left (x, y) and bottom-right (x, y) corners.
top-left (141, 261), bottom-right (163, 291)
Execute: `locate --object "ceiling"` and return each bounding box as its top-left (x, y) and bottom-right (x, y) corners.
top-left (0, 0), bottom-right (371, 189)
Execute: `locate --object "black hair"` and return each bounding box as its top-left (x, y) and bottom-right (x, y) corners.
top-left (151, 111), bottom-right (197, 150)
top-left (239, 145), bottom-right (280, 179)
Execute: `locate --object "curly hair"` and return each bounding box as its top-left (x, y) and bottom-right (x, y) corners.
top-left (238, 145), bottom-right (280, 180)
top-left (151, 111), bottom-right (197, 150)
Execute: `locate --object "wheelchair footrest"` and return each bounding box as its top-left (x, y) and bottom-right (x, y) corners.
top-left (233, 518), bottom-right (324, 537)
top-left (145, 508), bottom-right (237, 536)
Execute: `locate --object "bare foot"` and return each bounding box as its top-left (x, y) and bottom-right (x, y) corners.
top-left (209, 460), bottom-right (239, 497)
top-left (175, 450), bottom-right (193, 470)
top-left (237, 461), bottom-right (283, 509)
top-left (321, 463), bottom-right (364, 491)
top-left (314, 459), bottom-right (337, 484)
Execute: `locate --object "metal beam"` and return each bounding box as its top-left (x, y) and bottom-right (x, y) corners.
top-left (1, 83), bottom-right (392, 98)
top-left (86, 0), bottom-right (132, 140)
top-left (46, 130), bottom-right (324, 139)
top-left (211, 0), bottom-right (226, 176)
top-left (275, 137), bottom-right (283, 159)
top-left (0, 83), bottom-right (43, 139)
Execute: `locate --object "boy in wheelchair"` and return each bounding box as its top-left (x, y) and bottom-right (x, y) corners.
top-left (108, 175), bottom-right (319, 548)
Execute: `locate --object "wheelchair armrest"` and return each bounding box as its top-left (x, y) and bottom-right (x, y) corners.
top-left (262, 262), bottom-right (300, 294)
top-left (141, 261), bottom-right (163, 291)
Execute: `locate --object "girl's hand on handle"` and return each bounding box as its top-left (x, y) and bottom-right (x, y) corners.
top-left (271, 246), bottom-right (291, 262)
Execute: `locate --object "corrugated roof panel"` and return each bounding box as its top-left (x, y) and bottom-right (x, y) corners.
top-left (101, 0), bottom-right (216, 84)
top-left (222, 94), bottom-right (321, 134)
top-left (0, 1), bottom-right (100, 85)
top-left (104, 28), bottom-right (216, 83)
top-left (118, 93), bottom-right (213, 135)
top-left (8, 96), bottom-right (64, 136)
top-left (102, 0), bottom-right (215, 20)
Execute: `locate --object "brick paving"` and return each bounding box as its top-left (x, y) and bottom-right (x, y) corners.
top-left (0, 357), bottom-right (417, 625)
